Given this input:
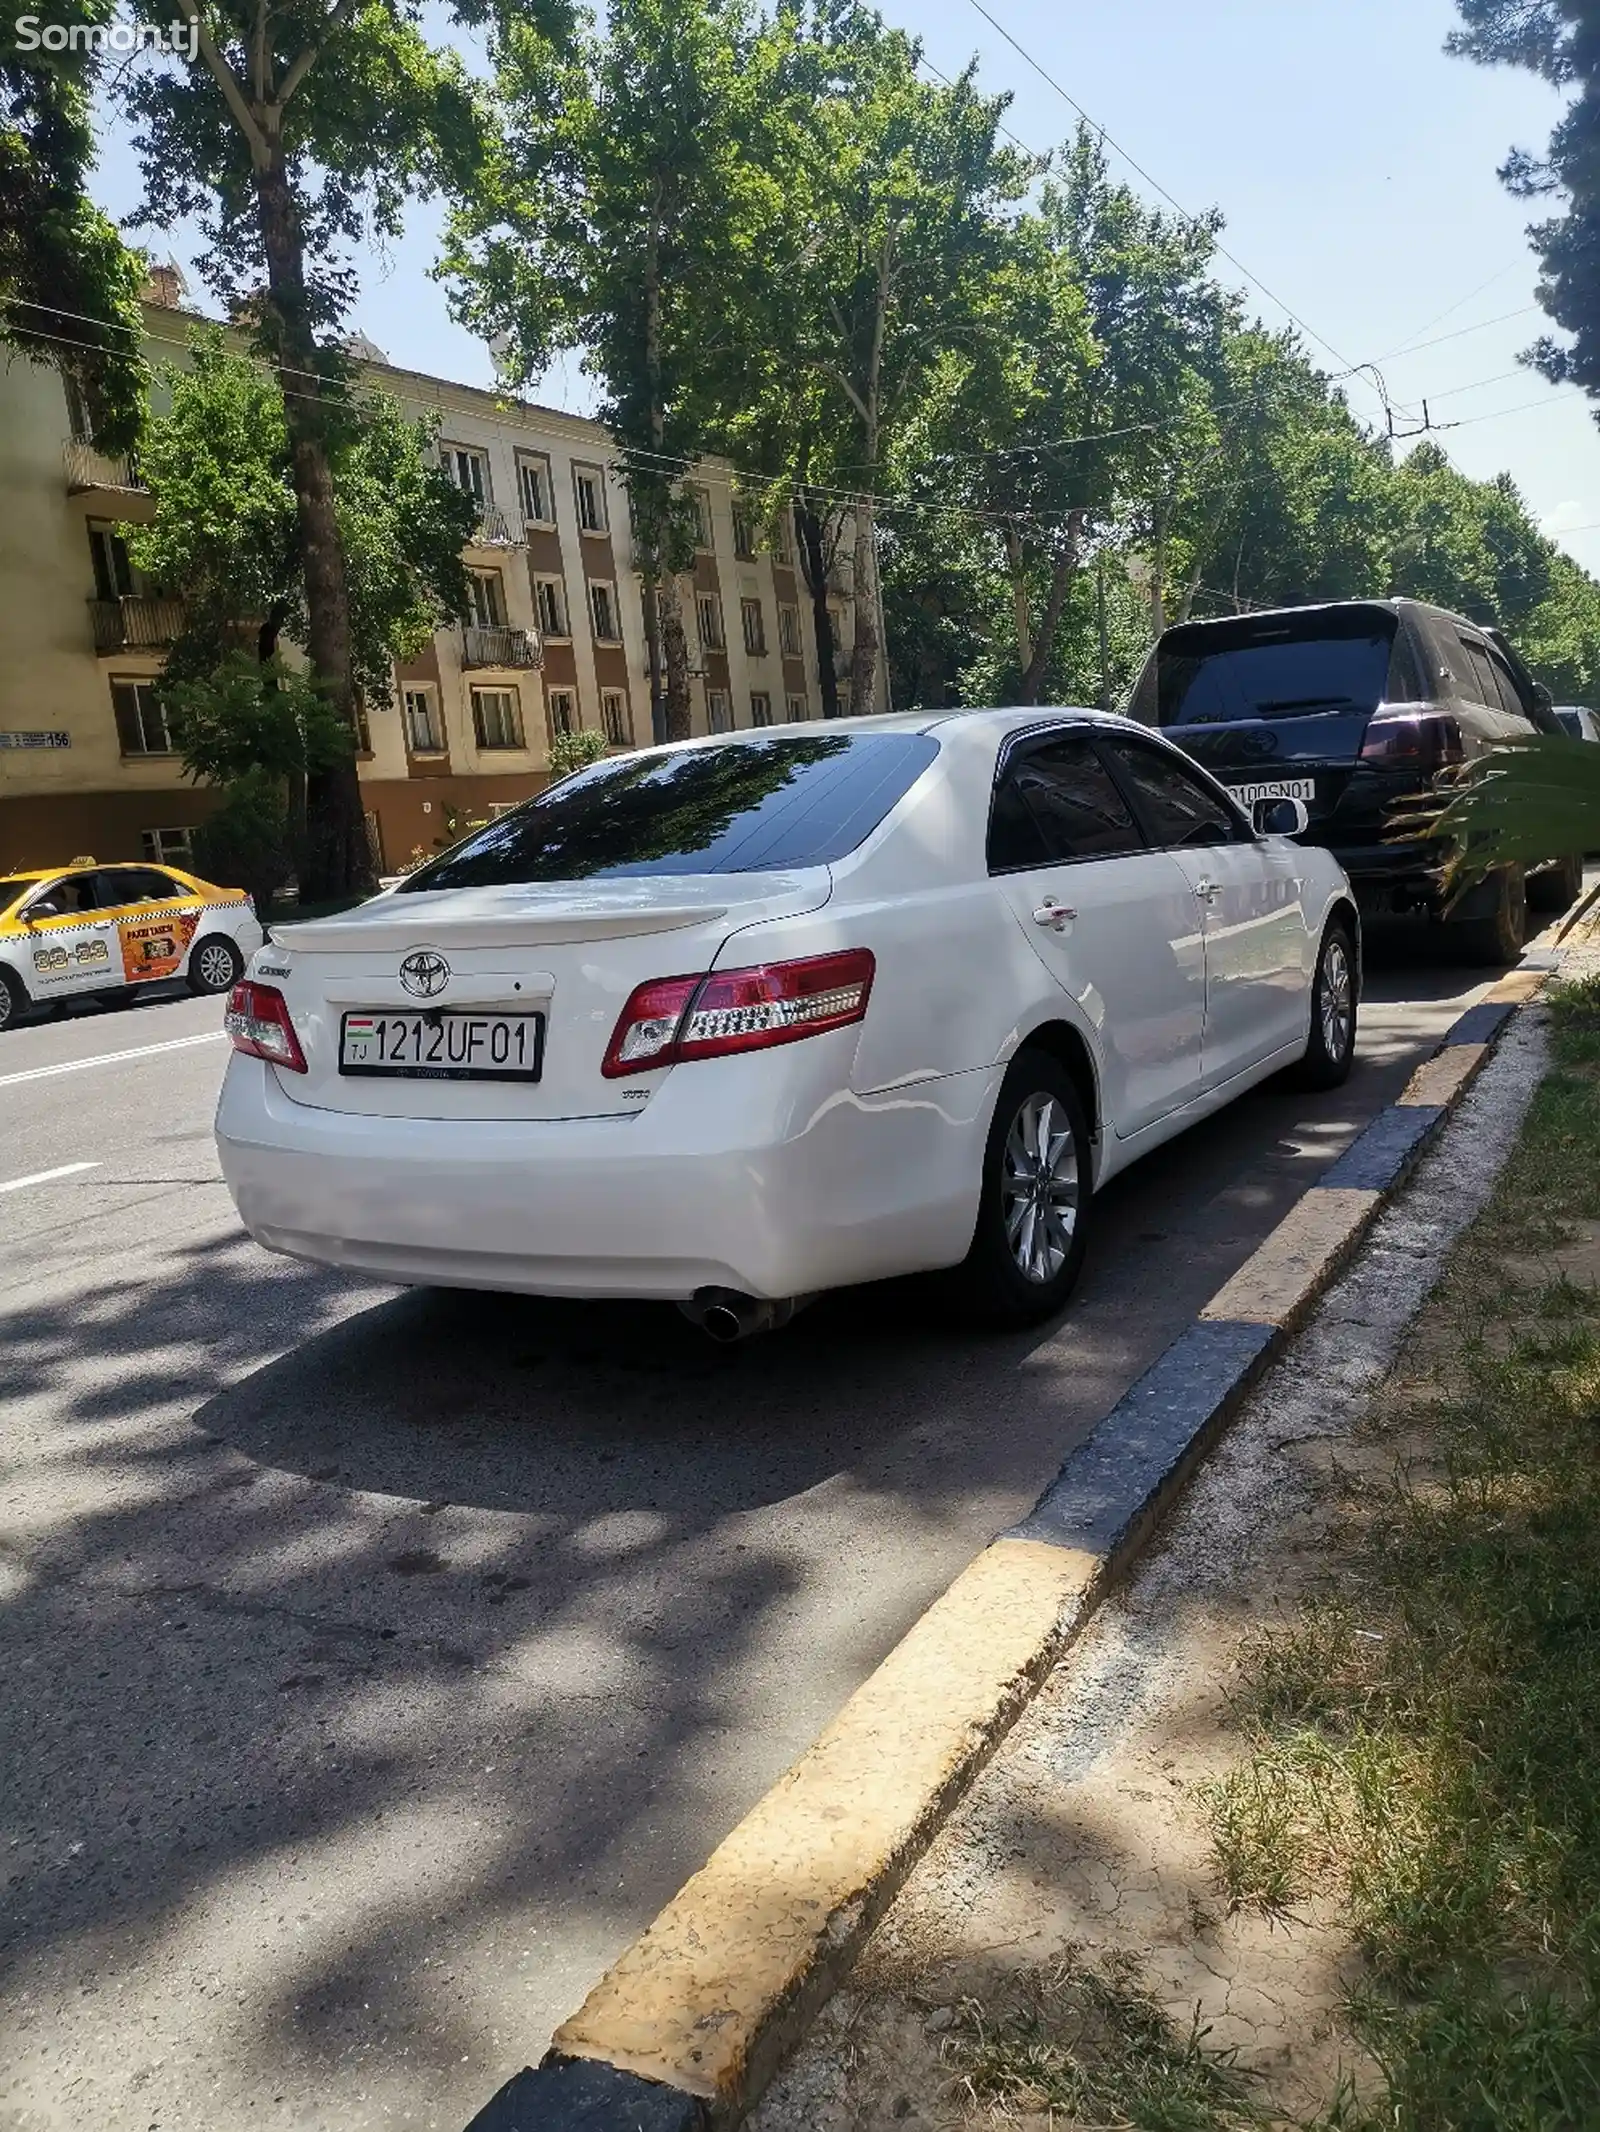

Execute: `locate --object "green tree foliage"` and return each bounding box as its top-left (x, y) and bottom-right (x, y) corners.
top-left (131, 329), bottom-right (475, 870)
top-left (117, 0), bottom-right (500, 894)
top-left (547, 728), bottom-right (611, 780)
top-left (445, 0), bottom-right (786, 743)
top-left (1387, 444), bottom-right (1555, 629)
top-left (1, 4), bottom-right (145, 450)
top-left (1448, 2), bottom-right (1600, 397)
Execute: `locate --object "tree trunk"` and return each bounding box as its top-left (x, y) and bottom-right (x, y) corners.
top-left (640, 570), bottom-right (667, 745)
top-left (848, 498), bottom-right (879, 717)
top-left (1096, 550), bottom-right (1111, 711)
top-left (257, 604), bottom-right (306, 860)
top-left (253, 139), bottom-right (371, 901)
top-left (658, 573), bottom-right (692, 741)
top-left (1150, 498), bottom-right (1168, 639)
top-left (1019, 508), bottom-right (1086, 704)
top-left (1005, 522), bottom-right (1032, 697)
top-left (795, 494), bottom-right (840, 719)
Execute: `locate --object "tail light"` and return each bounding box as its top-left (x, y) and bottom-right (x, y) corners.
top-left (602, 949), bottom-right (875, 1078)
top-left (225, 981), bottom-right (307, 1073)
top-left (1360, 711), bottom-right (1465, 772)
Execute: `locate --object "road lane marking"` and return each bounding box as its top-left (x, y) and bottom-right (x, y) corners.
top-left (0, 1031), bottom-right (226, 1088)
top-left (0, 1161), bottom-right (100, 1193)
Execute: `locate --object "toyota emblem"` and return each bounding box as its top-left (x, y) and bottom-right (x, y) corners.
top-left (400, 949), bottom-right (450, 999)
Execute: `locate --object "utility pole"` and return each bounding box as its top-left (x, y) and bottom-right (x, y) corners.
top-left (1150, 499), bottom-right (1168, 640)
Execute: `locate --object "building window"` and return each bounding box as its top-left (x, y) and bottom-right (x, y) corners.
top-left (749, 691), bottom-right (773, 727)
top-left (471, 686), bottom-right (524, 750)
top-left (111, 678), bottom-right (172, 756)
top-left (573, 463), bottom-right (608, 534)
top-left (88, 520), bottom-right (136, 600)
top-left (732, 504), bottom-right (756, 560)
top-left (778, 604), bottom-right (801, 657)
top-left (402, 686), bottom-right (444, 754)
top-left (696, 592), bottom-right (725, 651)
top-left (771, 512), bottom-right (793, 565)
top-left (589, 580), bottom-right (620, 642)
top-left (786, 694), bottom-right (807, 723)
top-left (546, 688), bottom-right (576, 742)
top-left (601, 691), bottom-right (632, 746)
top-left (63, 371), bottom-right (94, 443)
top-left (690, 487), bottom-right (713, 549)
top-left (141, 826), bottom-right (193, 865)
top-left (517, 452), bottom-right (553, 524)
top-left (442, 444), bottom-right (491, 504)
top-left (533, 576), bottom-right (568, 637)
top-left (465, 569), bottom-right (506, 628)
top-left (707, 689), bottom-right (731, 734)
top-left (740, 597), bottom-right (766, 657)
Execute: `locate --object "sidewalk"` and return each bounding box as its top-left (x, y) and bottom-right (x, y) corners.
top-left (753, 944), bottom-right (1599, 2129)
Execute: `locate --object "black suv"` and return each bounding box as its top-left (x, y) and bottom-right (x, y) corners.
top-left (1128, 597), bottom-right (1580, 962)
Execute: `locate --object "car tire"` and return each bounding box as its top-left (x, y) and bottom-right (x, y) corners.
top-left (187, 935), bottom-right (244, 996)
top-left (950, 1048), bottom-right (1093, 1329)
top-left (1451, 866), bottom-right (1527, 966)
top-left (1289, 919), bottom-right (1359, 1091)
top-left (1527, 853), bottom-right (1584, 914)
top-left (0, 965), bottom-right (28, 1033)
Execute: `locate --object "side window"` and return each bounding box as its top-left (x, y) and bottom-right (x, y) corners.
top-left (1096, 737), bottom-right (1247, 848)
top-left (987, 733), bottom-right (1146, 872)
top-left (1385, 628), bottom-right (1425, 704)
top-left (98, 867), bottom-right (181, 905)
top-left (1486, 646), bottom-right (1535, 727)
top-left (1455, 634), bottom-right (1500, 709)
top-left (29, 871), bottom-right (100, 917)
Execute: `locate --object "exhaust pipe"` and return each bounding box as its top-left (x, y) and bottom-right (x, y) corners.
top-left (677, 1287), bottom-right (813, 1344)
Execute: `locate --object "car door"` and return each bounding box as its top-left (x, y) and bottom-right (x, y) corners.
top-left (95, 866), bottom-right (204, 986)
top-left (1096, 733), bottom-right (1310, 1088)
top-left (987, 728), bottom-right (1206, 1138)
top-left (16, 871), bottom-right (118, 998)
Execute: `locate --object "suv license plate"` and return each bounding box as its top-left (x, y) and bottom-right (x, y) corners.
top-left (1227, 776), bottom-right (1315, 806)
top-left (339, 1010), bottom-right (544, 1082)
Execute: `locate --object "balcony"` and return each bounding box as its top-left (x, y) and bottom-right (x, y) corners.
top-left (65, 441), bottom-right (145, 494)
top-left (461, 623), bottom-right (541, 670)
top-left (470, 505), bottom-right (522, 549)
top-left (89, 594), bottom-right (184, 654)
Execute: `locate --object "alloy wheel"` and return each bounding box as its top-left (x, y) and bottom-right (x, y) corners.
top-left (1320, 936), bottom-right (1354, 1063)
top-left (1001, 1091), bottom-right (1079, 1284)
top-left (197, 942), bottom-right (238, 990)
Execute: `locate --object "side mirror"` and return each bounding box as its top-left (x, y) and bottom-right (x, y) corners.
top-left (1254, 795), bottom-right (1309, 838)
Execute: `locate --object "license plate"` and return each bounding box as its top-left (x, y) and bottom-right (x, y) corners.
top-left (1225, 776), bottom-right (1316, 806)
top-left (339, 1010), bottom-right (544, 1081)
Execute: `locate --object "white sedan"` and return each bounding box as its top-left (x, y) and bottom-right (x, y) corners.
top-left (215, 709), bottom-right (1358, 1338)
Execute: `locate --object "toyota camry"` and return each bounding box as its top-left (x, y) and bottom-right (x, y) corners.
top-left (215, 709), bottom-right (1358, 1337)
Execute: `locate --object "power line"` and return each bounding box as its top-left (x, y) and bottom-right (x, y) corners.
top-left (1376, 259), bottom-right (1527, 356)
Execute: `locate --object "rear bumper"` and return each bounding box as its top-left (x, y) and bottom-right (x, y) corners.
top-left (214, 1050), bottom-right (998, 1301)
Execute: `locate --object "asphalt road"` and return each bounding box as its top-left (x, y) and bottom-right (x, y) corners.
top-left (0, 947), bottom-right (1508, 2130)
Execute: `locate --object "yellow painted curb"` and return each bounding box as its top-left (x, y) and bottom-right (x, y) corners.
top-left (1199, 1186), bottom-right (1379, 1331)
top-left (1486, 968), bottom-right (1549, 1004)
top-left (551, 1536), bottom-right (1099, 2108)
top-left (1398, 1043), bottom-right (1488, 1109)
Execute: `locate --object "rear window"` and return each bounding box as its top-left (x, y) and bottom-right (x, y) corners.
top-left (1150, 610), bottom-right (1400, 728)
top-left (401, 731), bottom-right (939, 890)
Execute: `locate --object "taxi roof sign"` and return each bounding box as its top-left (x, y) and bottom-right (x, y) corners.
top-left (69, 855), bottom-right (96, 867)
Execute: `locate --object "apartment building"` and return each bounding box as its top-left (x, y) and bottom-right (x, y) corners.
top-left (0, 290), bottom-right (871, 873)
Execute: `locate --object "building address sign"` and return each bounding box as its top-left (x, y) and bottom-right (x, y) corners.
top-left (0, 732), bottom-right (71, 750)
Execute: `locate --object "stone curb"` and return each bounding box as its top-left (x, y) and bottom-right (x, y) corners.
top-left (461, 966), bottom-right (1547, 2132)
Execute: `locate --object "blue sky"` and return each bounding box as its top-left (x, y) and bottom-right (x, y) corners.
top-left (90, 0), bottom-right (1600, 574)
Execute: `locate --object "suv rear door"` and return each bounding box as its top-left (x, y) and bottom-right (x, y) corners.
top-left (1136, 605), bottom-right (1415, 842)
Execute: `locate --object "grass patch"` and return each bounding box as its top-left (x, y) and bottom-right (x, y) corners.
top-left (947, 1949), bottom-right (1263, 2130)
top-left (1199, 979), bottom-right (1600, 2129)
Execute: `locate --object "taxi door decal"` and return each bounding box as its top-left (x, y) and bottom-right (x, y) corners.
top-left (118, 908), bottom-right (200, 983)
top-left (28, 917), bottom-right (113, 988)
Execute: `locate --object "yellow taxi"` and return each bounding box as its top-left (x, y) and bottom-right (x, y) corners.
top-left (0, 858), bottom-right (264, 1033)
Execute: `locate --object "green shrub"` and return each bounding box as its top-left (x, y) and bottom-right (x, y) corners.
top-left (547, 728), bottom-right (610, 781)
top-left (191, 770), bottom-right (292, 916)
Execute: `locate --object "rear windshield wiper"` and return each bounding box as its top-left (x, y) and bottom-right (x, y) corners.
top-left (1254, 695), bottom-right (1363, 713)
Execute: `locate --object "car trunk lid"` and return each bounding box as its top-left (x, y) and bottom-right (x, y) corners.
top-left (262, 871), bottom-right (832, 1120)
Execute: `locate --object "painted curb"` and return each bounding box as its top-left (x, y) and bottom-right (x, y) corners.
top-left (460, 967), bottom-right (1547, 2132)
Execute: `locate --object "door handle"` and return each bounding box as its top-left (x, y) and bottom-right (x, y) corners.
top-left (1032, 900), bottom-right (1076, 930)
top-left (1193, 879), bottom-right (1221, 902)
